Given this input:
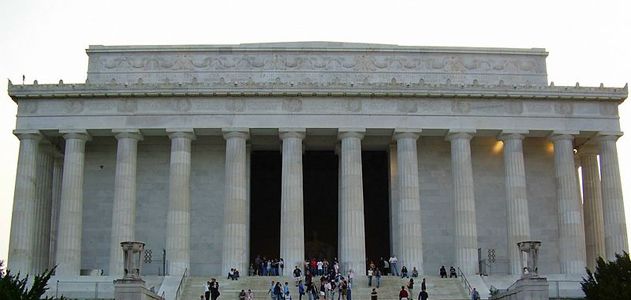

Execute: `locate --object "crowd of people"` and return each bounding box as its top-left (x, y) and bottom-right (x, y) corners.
top-left (213, 256), bottom-right (474, 300)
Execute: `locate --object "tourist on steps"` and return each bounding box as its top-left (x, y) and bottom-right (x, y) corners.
top-left (398, 286), bottom-right (409, 300)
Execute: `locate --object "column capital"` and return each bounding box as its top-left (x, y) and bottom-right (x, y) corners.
top-left (393, 129), bottom-right (421, 141)
top-left (498, 130), bottom-right (529, 141)
top-left (279, 128), bottom-right (306, 140)
top-left (113, 129), bottom-right (143, 141)
top-left (338, 128), bottom-right (365, 140)
top-left (445, 129), bottom-right (475, 142)
top-left (167, 129), bottom-right (196, 140)
top-left (222, 128), bottom-right (250, 140)
top-left (549, 131), bottom-right (579, 142)
top-left (13, 129), bottom-right (43, 141)
top-left (60, 130), bottom-right (91, 141)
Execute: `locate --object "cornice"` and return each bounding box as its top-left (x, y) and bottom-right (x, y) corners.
top-left (7, 80), bottom-right (627, 102)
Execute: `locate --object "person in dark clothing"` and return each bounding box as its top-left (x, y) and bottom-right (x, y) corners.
top-left (418, 289), bottom-right (428, 300)
top-left (209, 278), bottom-right (220, 300)
top-left (399, 286), bottom-right (409, 300)
top-left (370, 288), bottom-right (378, 300)
top-left (449, 266), bottom-right (457, 278)
top-left (439, 266), bottom-right (447, 278)
top-left (421, 278), bottom-right (426, 291)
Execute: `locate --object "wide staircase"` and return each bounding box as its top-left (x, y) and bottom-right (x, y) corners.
top-left (180, 276), bottom-right (468, 300)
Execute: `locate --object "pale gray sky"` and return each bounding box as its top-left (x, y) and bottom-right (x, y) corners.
top-left (1, 0), bottom-right (630, 265)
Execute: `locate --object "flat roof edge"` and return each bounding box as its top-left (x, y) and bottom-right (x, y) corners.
top-left (86, 43), bottom-right (548, 56)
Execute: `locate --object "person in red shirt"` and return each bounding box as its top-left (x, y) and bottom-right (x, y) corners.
top-left (399, 286), bottom-right (409, 300)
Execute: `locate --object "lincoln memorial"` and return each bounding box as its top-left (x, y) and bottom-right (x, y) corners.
top-left (6, 42), bottom-right (629, 298)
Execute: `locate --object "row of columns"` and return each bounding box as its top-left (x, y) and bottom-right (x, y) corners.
top-left (7, 128), bottom-right (629, 277)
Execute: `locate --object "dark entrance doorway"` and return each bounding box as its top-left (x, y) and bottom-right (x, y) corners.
top-left (304, 151), bottom-right (339, 260)
top-left (362, 151), bottom-right (391, 265)
top-left (249, 150), bottom-right (390, 266)
top-left (249, 151), bottom-right (281, 262)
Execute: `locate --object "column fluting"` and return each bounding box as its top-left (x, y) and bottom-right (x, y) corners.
top-left (446, 131), bottom-right (478, 275)
top-left (55, 131), bottom-right (90, 276)
top-left (338, 130), bottom-right (367, 275)
top-left (221, 129), bottom-right (250, 275)
top-left (579, 144), bottom-right (605, 270)
top-left (499, 132), bottom-right (531, 275)
top-left (395, 131), bottom-right (424, 275)
top-left (8, 130), bottom-right (42, 275)
top-left (33, 142), bottom-right (54, 273)
top-left (49, 152), bottom-right (63, 270)
top-left (551, 133), bottom-right (587, 274)
top-left (597, 134), bottom-right (629, 259)
top-left (279, 130), bottom-right (306, 274)
top-left (166, 130), bottom-right (195, 276)
top-left (109, 130), bottom-right (143, 276)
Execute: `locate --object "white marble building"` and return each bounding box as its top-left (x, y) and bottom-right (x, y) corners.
top-left (6, 43), bottom-right (629, 284)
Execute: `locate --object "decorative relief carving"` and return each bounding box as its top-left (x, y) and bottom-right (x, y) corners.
top-left (397, 100), bottom-right (418, 113)
top-left (345, 99), bottom-right (362, 112)
top-left (97, 53), bottom-right (546, 74)
top-left (64, 100), bottom-right (84, 113)
top-left (505, 101), bottom-right (524, 114)
top-left (554, 102), bottom-right (573, 115)
top-left (599, 103), bottom-right (618, 116)
top-left (225, 99), bottom-right (245, 112)
top-left (451, 100), bottom-right (471, 114)
top-left (117, 99), bottom-right (137, 113)
top-left (282, 98), bottom-right (302, 112)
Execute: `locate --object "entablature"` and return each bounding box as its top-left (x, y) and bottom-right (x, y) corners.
top-left (7, 81), bottom-right (628, 102)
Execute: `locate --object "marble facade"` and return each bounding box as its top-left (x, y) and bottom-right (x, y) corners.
top-left (6, 42), bottom-right (629, 278)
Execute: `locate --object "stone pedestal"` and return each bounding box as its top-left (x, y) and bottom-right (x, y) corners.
top-left (113, 241), bottom-right (163, 300)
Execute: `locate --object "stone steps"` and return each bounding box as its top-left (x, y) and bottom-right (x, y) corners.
top-left (181, 276), bottom-right (468, 300)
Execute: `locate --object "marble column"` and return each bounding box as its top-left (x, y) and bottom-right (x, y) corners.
top-left (56, 130), bottom-right (90, 276)
top-left (578, 144), bottom-right (605, 270)
top-left (8, 130), bottom-right (42, 274)
top-left (221, 129), bottom-right (250, 275)
top-left (279, 129), bottom-right (306, 273)
top-left (33, 142), bottom-right (54, 273)
top-left (49, 152), bottom-right (64, 270)
top-left (109, 130), bottom-right (143, 276)
top-left (166, 130), bottom-right (195, 276)
top-left (388, 144), bottom-right (400, 261)
top-left (394, 130), bottom-right (424, 274)
top-left (597, 133), bottom-right (629, 259)
top-left (499, 132), bottom-right (531, 275)
top-left (550, 133), bottom-right (586, 274)
top-left (446, 130), bottom-right (478, 275)
top-left (338, 129), bottom-right (367, 275)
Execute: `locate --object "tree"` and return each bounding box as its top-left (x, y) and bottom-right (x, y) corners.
top-left (0, 265), bottom-right (64, 300)
top-left (581, 252), bottom-right (631, 300)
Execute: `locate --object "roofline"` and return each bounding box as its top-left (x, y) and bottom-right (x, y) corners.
top-left (86, 43), bottom-right (548, 56)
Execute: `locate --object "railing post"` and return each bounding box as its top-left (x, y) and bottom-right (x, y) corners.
top-left (55, 280), bottom-right (59, 298)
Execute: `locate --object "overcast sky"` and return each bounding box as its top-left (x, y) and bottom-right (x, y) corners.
top-left (1, 0), bottom-right (630, 265)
